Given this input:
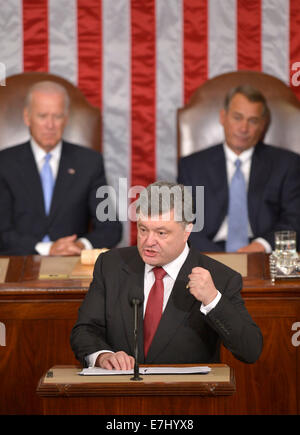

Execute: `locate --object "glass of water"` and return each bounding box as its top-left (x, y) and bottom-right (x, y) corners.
top-left (274, 230), bottom-right (298, 275)
top-left (275, 230), bottom-right (297, 257)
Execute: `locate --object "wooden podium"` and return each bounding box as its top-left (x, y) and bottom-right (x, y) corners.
top-left (37, 364), bottom-right (235, 415)
top-left (2, 253), bottom-right (300, 414)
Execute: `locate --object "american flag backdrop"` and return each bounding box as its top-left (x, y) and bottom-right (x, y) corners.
top-left (1, 0), bottom-right (300, 245)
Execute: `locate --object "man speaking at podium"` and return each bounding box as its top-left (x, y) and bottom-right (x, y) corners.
top-left (71, 182), bottom-right (263, 369)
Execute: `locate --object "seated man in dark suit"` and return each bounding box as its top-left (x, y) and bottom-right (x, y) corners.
top-left (70, 181), bottom-right (263, 369)
top-left (0, 81), bottom-right (122, 255)
top-left (178, 85), bottom-right (300, 253)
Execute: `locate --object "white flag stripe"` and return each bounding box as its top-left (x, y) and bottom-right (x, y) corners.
top-left (208, 0), bottom-right (237, 79)
top-left (102, 0), bottom-right (131, 246)
top-left (49, 0), bottom-right (78, 85)
top-left (262, 0), bottom-right (290, 85)
top-left (0, 0), bottom-right (23, 77)
top-left (156, 0), bottom-right (183, 182)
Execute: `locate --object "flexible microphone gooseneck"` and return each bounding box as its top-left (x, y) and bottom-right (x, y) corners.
top-left (128, 289), bottom-right (144, 381)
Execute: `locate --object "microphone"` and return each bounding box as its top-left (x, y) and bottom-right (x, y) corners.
top-left (128, 288), bottom-right (144, 381)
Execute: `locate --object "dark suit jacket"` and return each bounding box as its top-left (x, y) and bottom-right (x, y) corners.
top-left (70, 246), bottom-right (263, 366)
top-left (178, 142), bottom-right (300, 251)
top-left (0, 140), bottom-right (122, 255)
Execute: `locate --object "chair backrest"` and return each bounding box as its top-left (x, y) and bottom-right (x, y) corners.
top-left (178, 70), bottom-right (300, 157)
top-left (0, 72), bottom-right (101, 151)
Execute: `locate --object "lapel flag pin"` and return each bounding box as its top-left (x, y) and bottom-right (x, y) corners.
top-left (68, 168), bottom-right (76, 175)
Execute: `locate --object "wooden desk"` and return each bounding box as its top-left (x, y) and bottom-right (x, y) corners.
top-left (0, 253), bottom-right (299, 414)
top-left (37, 364), bottom-right (235, 415)
top-left (0, 256), bottom-right (89, 415)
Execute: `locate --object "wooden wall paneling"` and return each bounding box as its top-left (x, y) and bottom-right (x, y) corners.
top-left (0, 299), bottom-right (81, 414)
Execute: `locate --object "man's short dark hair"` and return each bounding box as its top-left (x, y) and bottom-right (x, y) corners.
top-left (224, 84), bottom-right (269, 118)
top-left (136, 181), bottom-right (194, 226)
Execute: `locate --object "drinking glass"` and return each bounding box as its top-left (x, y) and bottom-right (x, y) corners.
top-left (274, 230), bottom-right (297, 258)
top-left (274, 230), bottom-right (298, 275)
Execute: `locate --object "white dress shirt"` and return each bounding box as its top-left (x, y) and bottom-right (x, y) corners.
top-left (86, 243), bottom-right (222, 367)
top-left (30, 139), bottom-right (93, 255)
top-left (213, 143), bottom-right (271, 253)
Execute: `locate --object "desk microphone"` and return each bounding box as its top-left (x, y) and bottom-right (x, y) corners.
top-left (128, 288), bottom-right (144, 381)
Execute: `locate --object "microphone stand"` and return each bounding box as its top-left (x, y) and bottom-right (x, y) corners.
top-left (130, 298), bottom-right (143, 381)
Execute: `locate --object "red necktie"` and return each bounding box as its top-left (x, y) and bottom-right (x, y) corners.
top-left (144, 267), bottom-right (167, 357)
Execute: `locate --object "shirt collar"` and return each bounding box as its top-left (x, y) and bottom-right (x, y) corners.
top-left (145, 243), bottom-right (190, 281)
top-left (223, 142), bottom-right (254, 165)
top-left (30, 138), bottom-right (62, 163)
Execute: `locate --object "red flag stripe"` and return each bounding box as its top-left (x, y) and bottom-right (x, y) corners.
top-left (22, 0), bottom-right (48, 72)
top-left (130, 0), bottom-right (156, 244)
top-left (183, 0), bottom-right (208, 104)
top-left (237, 0), bottom-right (262, 71)
top-left (77, 0), bottom-right (102, 108)
top-left (289, 0), bottom-right (300, 100)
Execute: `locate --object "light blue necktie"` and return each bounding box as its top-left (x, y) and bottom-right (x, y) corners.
top-left (226, 159), bottom-right (249, 252)
top-left (40, 153), bottom-right (54, 242)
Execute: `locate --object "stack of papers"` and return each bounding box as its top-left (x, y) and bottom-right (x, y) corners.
top-left (79, 366), bottom-right (211, 376)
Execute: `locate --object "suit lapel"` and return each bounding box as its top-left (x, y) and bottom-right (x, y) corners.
top-left (145, 249), bottom-right (200, 363)
top-left (17, 142), bottom-right (45, 215)
top-left (118, 250), bottom-right (145, 360)
top-left (248, 143), bottom-right (271, 233)
top-left (48, 142), bottom-right (76, 220)
top-left (208, 145), bottom-right (229, 230)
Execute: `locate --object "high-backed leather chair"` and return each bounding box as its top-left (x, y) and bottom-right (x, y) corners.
top-left (178, 70), bottom-right (300, 157)
top-left (0, 72), bottom-right (101, 151)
